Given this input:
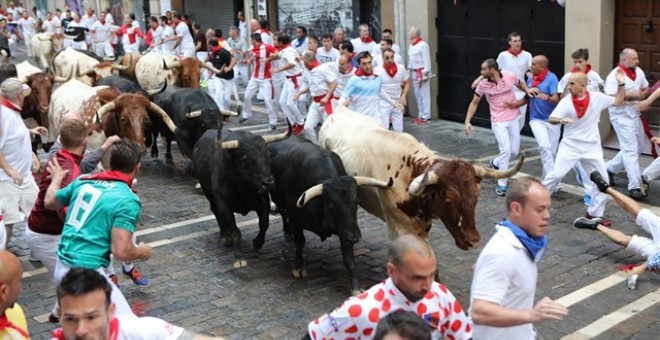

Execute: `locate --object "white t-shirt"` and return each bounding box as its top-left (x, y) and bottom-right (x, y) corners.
top-left (305, 63), bottom-right (337, 97)
top-left (90, 20), bottom-right (113, 42)
top-left (82, 14), bottom-right (97, 29)
top-left (150, 26), bottom-right (163, 47)
top-left (332, 63), bottom-right (356, 97)
top-left (496, 50), bottom-right (532, 94)
top-left (161, 25), bottom-right (176, 54)
top-left (42, 18), bottom-right (62, 34)
top-left (350, 37), bottom-right (377, 55)
top-left (280, 46), bottom-right (302, 77)
top-left (604, 66), bottom-right (649, 118)
top-left (372, 53), bottom-right (403, 68)
top-left (106, 13), bottom-right (114, 25)
top-left (0, 104), bottom-right (32, 181)
top-left (18, 17), bottom-right (36, 36)
top-left (550, 91), bottom-right (616, 146)
top-left (470, 226), bottom-right (538, 340)
top-left (558, 70), bottom-right (603, 93)
top-left (175, 21), bottom-right (195, 54)
top-left (316, 47), bottom-right (340, 64)
top-left (374, 63), bottom-right (409, 102)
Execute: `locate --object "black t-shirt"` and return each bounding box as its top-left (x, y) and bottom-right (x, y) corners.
top-left (65, 25), bottom-right (87, 42)
top-left (209, 48), bottom-right (234, 80)
top-left (61, 17), bottom-right (72, 28)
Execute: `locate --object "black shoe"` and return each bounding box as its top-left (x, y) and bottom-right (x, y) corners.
top-left (628, 188), bottom-right (646, 200)
top-left (236, 104), bottom-right (243, 117)
top-left (238, 117), bottom-right (249, 124)
top-left (48, 313), bottom-right (59, 323)
top-left (269, 123), bottom-right (277, 130)
top-left (573, 216), bottom-right (600, 230)
top-left (607, 170), bottom-right (617, 187)
top-left (590, 171), bottom-right (610, 193)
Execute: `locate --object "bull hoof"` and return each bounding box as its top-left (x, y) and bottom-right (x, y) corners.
top-left (233, 259), bottom-right (247, 268)
top-left (194, 183), bottom-right (201, 190)
top-left (252, 238), bottom-right (265, 250)
top-left (151, 151), bottom-right (158, 158)
top-left (284, 233), bottom-right (294, 242)
top-left (221, 236), bottom-right (232, 246)
top-left (292, 268), bottom-right (308, 278)
top-left (165, 157), bottom-right (173, 165)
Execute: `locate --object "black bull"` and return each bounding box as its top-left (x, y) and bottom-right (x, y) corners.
top-left (267, 137), bottom-right (393, 293)
top-left (192, 121), bottom-right (291, 268)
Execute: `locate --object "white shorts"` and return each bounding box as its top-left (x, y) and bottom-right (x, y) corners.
top-left (0, 175), bottom-right (38, 225)
top-left (628, 208), bottom-right (660, 258)
top-left (24, 227), bottom-right (60, 274)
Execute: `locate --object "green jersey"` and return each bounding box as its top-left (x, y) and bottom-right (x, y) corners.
top-left (55, 177), bottom-right (141, 269)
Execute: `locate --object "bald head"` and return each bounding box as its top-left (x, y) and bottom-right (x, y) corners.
top-left (0, 250), bottom-right (20, 284)
top-left (249, 19), bottom-right (259, 30)
top-left (0, 250), bottom-right (22, 312)
top-left (533, 55), bottom-right (548, 68)
top-left (570, 72), bottom-right (587, 86)
top-left (61, 111), bottom-right (81, 123)
top-left (619, 48), bottom-right (639, 69)
top-left (388, 234), bottom-right (434, 266)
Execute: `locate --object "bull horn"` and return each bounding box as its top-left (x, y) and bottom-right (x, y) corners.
top-left (201, 62), bottom-right (222, 74)
top-left (296, 184), bottom-right (324, 208)
top-left (354, 176), bottom-right (394, 188)
top-left (96, 101), bottom-right (117, 119)
top-left (53, 70), bottom-right (72, 83)
top-left (146, 81), bottom-right (168, 95)
top-left (474, 151), bottom-right (525, 179)
top-left (162, 59), bottom-right (181, 70)
top-left (408, 170), bottom-right (440, 196)
top-left (214, 119), bottom-right (239, 149)
top-left (37, 34), bottom-right (52, 41)
top-left (186, 110), bottom-right (202, 118)
top-left (111, 63), bottom-right (129, 71)
top-left (78, 67), bottom-right (96, 77)
top-left (261, 119), bottom-right (292, 144)
top-left (148, 102), bottom-right (178, 133)
top-left (222, 110), bottom-right (239, 117)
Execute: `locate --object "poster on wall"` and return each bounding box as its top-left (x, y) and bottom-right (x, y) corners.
top-left (277, 0), bottom-right (353, 37)
top-left (109, 0), bottom-right (145, 29)
top-left (257, 0), bottom-right (267, 16)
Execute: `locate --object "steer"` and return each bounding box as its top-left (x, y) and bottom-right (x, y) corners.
top-left (268, 137), bottom-right (392, 293)
top-left (192, 120), bottom-right (290, 268)
top-left (151, 86), bottom-right (236, 161)
top-left (118, 53), bottom-right (141, 81)
top-left (135, 52), bottom-right (221, 92)
top-left (48, 79), bottom-right (177, 157)
top-left (53, 47), bottom-right (128, 86)
top-left (31, 32), bottom-right (64, 70)
top-left (319, 106), bottom-right (524, 250)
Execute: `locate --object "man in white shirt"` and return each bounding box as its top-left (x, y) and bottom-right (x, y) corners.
top-left (470, 176), bottom-right (568, 340)
top-left (171, 12), bottom-right (195, 58)
top-left (237, 11), bottom-right (247, 42)
top-left (370, 28), bottom-right (400, 56)
top-left (350, 23), bottom-right (376, 55)
top-left (333, 54), bottom-right (356, 99)
top-left (273, 33), bottom-right (305, 132)
top-left (81, 7), bottom-right (97, 48)
top-left (496, 32), bottom-right (533, 130)
top-left (374, 48), bottom-right (409, 132)
top-left (296, 51), bottom-right (338, 142)
top-left (316, 33), bottom-right (339, 64)
top-left (42, 12), bottom-right (62, 34)
top-left (90, 11), bottom-right (115, 59)
top-left (227, 25), bottom-right (249, 86)
top-left (371, 39), bottom-right (403, 68)
top-left (605, 48), bottom-right (649, 200)
top-left (159, 15), bottom-right (176, 56)
top-left (17, 10), bottom-right (35, 57)
top-left (407, 26), bottom-right (432, 124)
top-left (64, 13), bottom-right (88, 50)
top-left (293, 26), bottom-right (308, 54)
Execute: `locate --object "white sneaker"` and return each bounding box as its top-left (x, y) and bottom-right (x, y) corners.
top-left (627, 274), bottom-right (638, 290)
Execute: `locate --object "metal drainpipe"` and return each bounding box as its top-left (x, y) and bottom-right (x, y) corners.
top-left (395, 0), bottom-right (406, 59)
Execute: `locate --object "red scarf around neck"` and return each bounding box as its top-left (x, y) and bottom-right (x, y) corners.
top-left (507, 47), bottom-right (523, 57)
top-left (355, 68), bottom-right (376, 77)
top-left (570, 64), bottom-right (591, 74)
top-left (383, 62), bottom-right (398, 77)
top-left (306, 59), bottom-right (320, 71)
top-left (0, 313), bottom-right (29, 339)
top-left (261, 28), bottom-right (270, 35)
top-left (2, 98), bottom-right (21, 112)
top-left (81, 170), bottom-right (134, 189)
top-left (359, 36), bottom-right (373, 43)
top-left (531, 68), bottom-right (549, 87)
top-left (412, 37), bottom-right (423, 46)
top-left (341, 65), bottom-right (354, 75)
top-left (618, 63), bottom-right (636, 81)
top-left (572, 91), bottom-right (590, 119)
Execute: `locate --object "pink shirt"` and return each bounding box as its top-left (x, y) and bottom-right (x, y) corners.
top-left (475, 70), bottom-right (521, 123)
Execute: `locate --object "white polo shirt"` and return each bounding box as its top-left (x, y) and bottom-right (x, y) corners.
top-left (90, 20), bottom-right (113, 42)
top-left (0, 104), bottom-right (32, 181)
top-left (469, 225), bottom-right (538, 340)
top-left (350, 37), bottom-right (376, 55)
top-left (496, 50), bottom-right (533, 83)
top-left (604, 66), bottom-right (649, 118)
top-left (374, 63), bottom-right (408, 102)
top-left (175, 21), bottom-right (195, 54)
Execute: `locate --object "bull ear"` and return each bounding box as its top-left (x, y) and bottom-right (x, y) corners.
top-left (296, 184), bottom-right (324, 208)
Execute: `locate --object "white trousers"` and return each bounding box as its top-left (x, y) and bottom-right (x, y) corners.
top-left (642, 157), bottom-right (660, 182)
top-left (279, 79), bottom-right (305, 125)
top-left (304, 101), bottom-right (331, 144)
top-left (243, 78), bottom-right (277, 125)
top-left (94, 40), bottom-right (114, 58)
top-left (412, 73), bottom-right (431, 120)
top-left (180, 48), bottom-right (195, 59)
top-left (515, 89), bottom-right (527, 130)
top-left (69, 40), bottom-right (87, 50)
top-left (24, 227), bottom-right (60, 275)
top-left (529, 119), bottom-right (560, 180)
top-left (234, 64), bottom-right (249, 86)
top-left (272, 77), bottom-right (285, 115)
top-left (124, 42), bottom-right (139, 54)
top-left (24, 32), bottom-right (34, 57)
top-left (543, 141), bottom-right (609, 217)
top-left (627, 209), bottom-right (660, 258)
top-left (53, 259), bottom-right (135, 317)
top-left (209, 77), bottom-right (233, 111)
top-left (607, 114), bottom-right (645, 190)
top-left (491, 118), bottom-right (521, 187)
top-left (380, 103), bottom-right (403, 132)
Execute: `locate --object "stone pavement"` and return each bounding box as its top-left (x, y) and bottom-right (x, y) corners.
top-left (5, 46), bottom-right (660, 339)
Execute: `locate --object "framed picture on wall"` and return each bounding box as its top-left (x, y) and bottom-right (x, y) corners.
top-left (277, 0), bottom-right (353, 38)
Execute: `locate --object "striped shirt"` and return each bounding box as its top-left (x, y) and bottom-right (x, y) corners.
top-left (251, 43), bottom-right (277, 80)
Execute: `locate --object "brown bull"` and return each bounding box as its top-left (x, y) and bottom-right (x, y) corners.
top-left (163, 58), bottom-right (221, 88)
top-left (20, 72), bottom-right (70, 128)
top-left (118, 53), bottom-right (141, 81)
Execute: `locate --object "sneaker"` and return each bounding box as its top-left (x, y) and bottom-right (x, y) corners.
top-left (238, 117), bottom-right (249, 124)
top-left (573, 216), bottom-right (600, 230)
top-left (413, 117), bottom-right (427, 124)
top-left (627, 274), bottom-right (638, 290)
top-left (585, 213), bottom-right (611, 227)
top-left (488, 159), bottom-right (499, 170)
top-left (628, 188), bottom-right (646, 200)
top-left (269, 123), bottom-right (277, 130)
top-left (495, 185), bottom-right (507, 197)
top-left (584, 194), bottom-right (592, 206)
top-left (607, 170), bottom-right (617, 187)
top-left (122, 267), bottom-right (150, 287)
top-left (48, 313), bottom-right (59, 323)
top-left (236, 104), bottom-right (243, 117)
top-left (639, 176), bottom-right (650, 197)
top-left (590, 171), bottom-right (610, 193)
top-left (28, 252), bottom-right (40, 262)
top-left (554, 184), bottom-right (564, 194)
top-left (109, 274), bottom-right (119, 288)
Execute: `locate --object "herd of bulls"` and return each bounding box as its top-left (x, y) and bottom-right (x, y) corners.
top-left (8, 46), bottom-right (525, 293)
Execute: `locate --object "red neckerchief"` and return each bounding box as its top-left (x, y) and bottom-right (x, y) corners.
top-left (507, 47), bottom-right (523, 57)
top-left (618, 63), bottom-right (636, 81)
top-left (211, 45), bottom-right (223, 55)
top-left (355, 68), bottom-right (376, 77)
top-left (412, 37), bottom-right (423, 46)
top-left (261, 28), bottom-right (270, 35)
top-left (2, 98), bottom-right (21, 112)
top-left (100, 19), bottom-right (105, 25)
top-left (52, 317), bottom-right (119, 340)
top-left (572, 92), bottom-right (590, 119)
top-left (359, 36), bottom-right (373, 43)
top-left (0, 312), bottom-right (29, 339)
top-left (570, 64), bottom-right (591, 74)
top-left (306, 59), bottom-right (320, 71)
top-left (531, 68), bottom-right (549, 87)
top-left (383, 62), bottom-right (398, 78)
top-left (341, 65), bottom-right (354, 75)
top-left (81, 170), bottom-right (134, 189)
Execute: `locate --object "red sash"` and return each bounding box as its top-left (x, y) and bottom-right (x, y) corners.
top-left (572, 92), bottom-right (590, 119)
top-left (531, 68), bottom-right (548, 87)
top-left (618, 63), bottom-right (636, 81)
top-left (507, 47), bottom-right (523, 57)
top-left (286, 73), bottom-right (302, 88)
top-left (313, 94), bottom-right (334, 115)
top-left (641, 116), bottom-right (659, 158)
top-left (383, 62), bottom-right (398, 78)
top-left (0, 313), bottom-right (29, 339)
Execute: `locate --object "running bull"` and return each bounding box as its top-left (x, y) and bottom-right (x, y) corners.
top-left (268, 137), bottom-right (392, 293)
top-left (134, 52), bottom-right (221, 93)
top-left (52, 47), bottom-right (128, 86)
top-left (192, 120), bottom-right (291, 268)
top-left (319, 106), bottom-right (524, 249)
